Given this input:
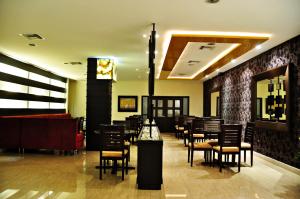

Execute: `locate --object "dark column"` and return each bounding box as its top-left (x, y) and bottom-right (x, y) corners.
top-left (86, 58), bottom-right (112, 151)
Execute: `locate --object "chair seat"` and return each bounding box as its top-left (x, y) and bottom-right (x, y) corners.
top-left (241, 142), bottom-right (251, 149)
top-left (193, 133), bottom-right (204, 138)
top-left (102, 150), bottom-right (128, 158)
top-left (178, 127), bottom-right (185, 131)
top-left (213, 146), bottom-right (239, 153)
top-left (189, 142), bottom-right (212, 149)
top-left (183, 130), bottom-right (189, 134)
top-left (124, 141), bottom-right (130, 146)
top-left (206, 139), bottom-right (218, 146)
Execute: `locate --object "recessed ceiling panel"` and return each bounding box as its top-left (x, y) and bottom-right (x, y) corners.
top-left (169, 42), bottom-right (239, 78)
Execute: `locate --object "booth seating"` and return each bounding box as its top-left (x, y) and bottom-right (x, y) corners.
top-left (0, 114), bottom-right (84, 153)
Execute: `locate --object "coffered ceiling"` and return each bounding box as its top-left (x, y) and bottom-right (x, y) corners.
top-left (0, 0), bottom-right (299, 80)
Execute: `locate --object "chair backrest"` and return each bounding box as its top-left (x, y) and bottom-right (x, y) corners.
top-left (100, 125), bottom-right (124, 151)
top-left (178, 116), bottom-right (185, 126)
top-left (192, 118), bottom-right (205, 133)
top-left (204, 119), bottom-right (224, 133)
top-left (220, 124), bottom-right (242, 147)
top-left (244, 122), bottom-right (255, 143)
top-left (112, 120), bottom-right (126, 126)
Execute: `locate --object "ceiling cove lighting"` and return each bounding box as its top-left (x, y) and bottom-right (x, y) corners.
top-left (157, 31), bottom-right (271, 79)
top-left (255, 45), bottom-right (262, 50)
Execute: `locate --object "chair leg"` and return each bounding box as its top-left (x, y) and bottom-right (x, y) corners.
top-left (104, 159), bottom-right (106, 174)
top-left (219, 152), bottom-right (222, 172)
top-left (244, 149), bottom-right (246, 162)
top-left (126, 156), bottom-right (129, 174)
top-left (209, 150), bottom-right (212, 167)
top-left (212, 150), bottom-right (215, 167)
top-left (100, 157), bottom-right (102, 180)
top-left (184, 136), bottom-right (186, 146)
top-left (188, 146), bottom-right (190, 163)
top-left (238, 152), bottom-right (241, 172)
top-left (122, 158), bottom-right (124, 181)
top-left (190, 149), bottom-right (194, 167)
top-left (251, 149), bottom-right (253, 167)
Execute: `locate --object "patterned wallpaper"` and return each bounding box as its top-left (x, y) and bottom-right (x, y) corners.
top-left (204, 35), bottom-right (300, 167)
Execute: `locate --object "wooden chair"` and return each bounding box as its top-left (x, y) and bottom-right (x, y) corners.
top-left (213, 124), bottom-right (242, 172)
top-left (241, 122), bottom-right (255, 166)
top-left (204, 119), bottom-right (224, 147)
top-left (99, 125), bottom-right (129, 180)
top-left (175, 116), bottom-right (186, 139)
top-left (183, 116), bottom-right (196, 147)
top-left (189, 118), bottom-right (212, 166)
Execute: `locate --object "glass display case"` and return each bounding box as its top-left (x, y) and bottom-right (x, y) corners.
top-left (137, 120), bottom-right (163, 190)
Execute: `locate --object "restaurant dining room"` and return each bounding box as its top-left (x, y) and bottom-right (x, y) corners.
top-left (0, 0), bottom-right (300, 198)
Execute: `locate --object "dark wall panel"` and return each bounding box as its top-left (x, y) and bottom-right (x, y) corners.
top-left (203, 35), bottom-right (300, 168)
top-left (86, 58), bottom-right (112, 151)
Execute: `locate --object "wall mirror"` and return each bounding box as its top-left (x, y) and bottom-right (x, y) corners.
top-left (252, 64), bottom-right (292, 132)
top-left (210, 91), bottom-right (220, 117)
top-left (256, 75), bottom-right (286, 121)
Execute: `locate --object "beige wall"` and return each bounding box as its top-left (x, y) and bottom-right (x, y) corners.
top-left (210, 91), bottom-right (219, 116)
top-left (68, 79), bottom-right (203, 120)
top-left (68, 79), bottom-right (86, 118)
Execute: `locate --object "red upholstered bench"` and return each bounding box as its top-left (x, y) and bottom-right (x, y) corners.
top-left (0, 114), bottom-right (84, 153)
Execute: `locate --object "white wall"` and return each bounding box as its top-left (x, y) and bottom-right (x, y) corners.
top-left (68, 79), bottom-right (203, 120)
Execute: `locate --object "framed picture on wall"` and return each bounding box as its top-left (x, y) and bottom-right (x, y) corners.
top-left (118, 96), bottom-right (138, 112)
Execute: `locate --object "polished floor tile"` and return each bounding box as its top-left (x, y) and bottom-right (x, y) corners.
top-left (0, 134), bottom-right (299, 199)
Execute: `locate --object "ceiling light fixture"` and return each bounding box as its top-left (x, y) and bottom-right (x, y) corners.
top-left (28, 43), bottom-right (36, 47)
top-left (205, 75), bottom-right (209, 78)
top-left (136, 68), bottom-right (139, 71)
top-left (155, 34), bottom-right (159, 38)
top-left (154, 50), bottom-right (158, 54)
top-left (231, 59), bottom-right (236, 63)
top-left (216, 68), bottom-right (220, 72)
top-left (146, 51), bottom-right (149, 54)
top-left (143, 34), bottom-right (147, 38)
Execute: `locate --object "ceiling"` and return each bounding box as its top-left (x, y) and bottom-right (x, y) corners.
top-left (0, 0), bottom-right (299, 81)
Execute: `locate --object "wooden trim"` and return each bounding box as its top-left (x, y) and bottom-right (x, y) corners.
top-left (252, 65), bottom-right (287, 81)
top-left (255, 120), bottom-right (288, 132)
top-left (0, 90), bottom-right (65, 103)
top-left (0, 108), bottom-right (65, 116)
top-left (0, 53), bottom-right (67, 82)
top-left (160, 35), bottom-right (269, 80)
top-left (0, 72), bottom-right (66, 93)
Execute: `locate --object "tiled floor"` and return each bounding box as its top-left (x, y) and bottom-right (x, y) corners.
top-left (0, 134), bottom-right (299, 199)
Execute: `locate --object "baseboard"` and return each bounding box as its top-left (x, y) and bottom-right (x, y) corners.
top-left (254, 151), bottom-right (300, 175)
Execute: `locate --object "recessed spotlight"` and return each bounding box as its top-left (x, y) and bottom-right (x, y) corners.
top-left (143, 34), bottom-right (147, 38)
top-left (255, 45), bottom-right (262, 50)
top-left (231, 59), bottom-right (236, 63)
top-left (205, 75), bottom-right (209, 78)
top-left (154, 50), bottom-right (158, 54)
top-left (136, 68), bottom-right (139, 71)
top-left (146, 51), bottom-right (149, 54)
top-left (206, 0), bottom-right (220, 3)
top-left (146, 71), bottom-right (150, 74)
top-left (216, 69), bottom-right (220, 72)
top-left (28, 43), bottom-right (36, 47)
top-left (155, 34), bottom-right (159, 38)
